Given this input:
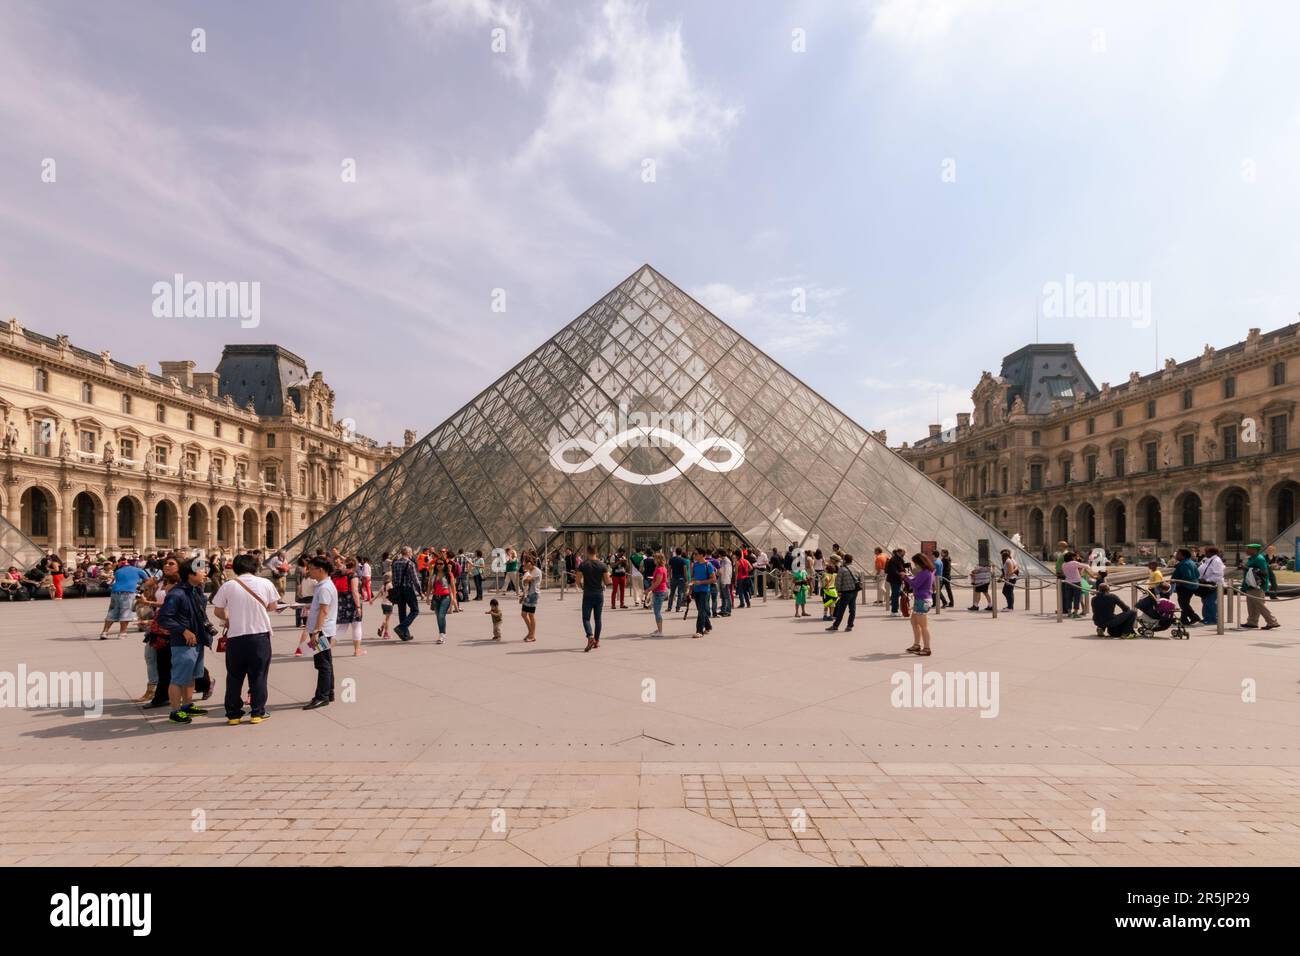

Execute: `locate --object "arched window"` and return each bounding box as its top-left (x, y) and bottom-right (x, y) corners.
top-left (22, 488), bottom-right (50, 538)
top-left (1181, 495), bottom-right (1202, 543)
top-left (117, 498), bottom-right (137, 540)
top-left (1224, 491), bottom-right (1247, 543)
top-left (315, 404), bottom-right (324, 427)
top-left (74, 493), bottom-right (96, 541)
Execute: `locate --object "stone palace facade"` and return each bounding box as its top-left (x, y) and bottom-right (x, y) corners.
top-left (897, 323), bottom-right (1300, 563)
top-left (0, 318), bottom-right (407, 560)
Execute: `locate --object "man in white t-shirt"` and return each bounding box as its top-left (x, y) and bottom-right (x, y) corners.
top-left (302, 557), bottom-right (338, 710)
top-left (212, 553), bottom-right (281, 724)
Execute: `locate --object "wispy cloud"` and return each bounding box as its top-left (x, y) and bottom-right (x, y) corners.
top-left (518, 0), bottom-right (740, 171)
top-left (693, 277), bottom-right (846, 357)
top-left (402, 0), bottom-right (535, 84)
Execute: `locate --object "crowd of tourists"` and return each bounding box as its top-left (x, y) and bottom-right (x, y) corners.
top-left (11, 529), bottom-right (1290, 728)
top-left (1051, 539), bottom-right (1284, 637)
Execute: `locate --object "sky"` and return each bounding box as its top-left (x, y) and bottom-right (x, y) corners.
top-left (3, 0), bottom-right (1299, 448)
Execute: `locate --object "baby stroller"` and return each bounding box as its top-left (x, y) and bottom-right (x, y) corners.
top-left (1133, 586), bottom-right (1188, 640)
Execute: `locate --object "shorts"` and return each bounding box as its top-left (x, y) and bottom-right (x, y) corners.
top-left (381, 603), bottom-right (393, 614)
top-left (169, 644), bottom-right (205, 685)
top-left (973, 584), bottom-right (989, 594)
top-left (913, 598), bottom-right (931, 614)
top-left (522, 603), bottom-right (538, 614)
top-left (105, 591), bottom-right (138, 622)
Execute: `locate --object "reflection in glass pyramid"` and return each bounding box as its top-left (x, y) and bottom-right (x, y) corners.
top-left (0, 513), bottom-right (44, 572)
top-left (289, 265), bottom-right (1047, 574)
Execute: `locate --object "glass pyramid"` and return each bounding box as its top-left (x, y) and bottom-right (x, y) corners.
top-left (0, 513), bottom-right (44, 573)
top-left (289, 265), bottom-right (1046, 574)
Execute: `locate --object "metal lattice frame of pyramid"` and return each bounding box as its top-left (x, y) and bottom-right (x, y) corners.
top-left (0, 513), bottom-right (45, 573)
top-left (288, 265), bottom-right (1047, 575)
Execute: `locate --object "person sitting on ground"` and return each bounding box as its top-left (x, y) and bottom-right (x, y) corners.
top-left (1090, 583), bottom-right (1137, 638)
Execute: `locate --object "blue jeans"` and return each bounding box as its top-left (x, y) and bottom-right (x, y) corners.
top-left (430, 594), bottom-right (451, 634)
top-left (889, 581), bottom-right (902, 613)
top-left (582, 592), bottom-right (603, 639)
top-left (721, 584), bottom-right (733, 614)
top-left (652, 590), bottom-right (665, 624)
top-left (693, 590), bottom-right (711, 634)
top-left (669, 578), bottom-right (687, 611)
top-left (1201, 587), bottom-right (1218, 625)
top-left (709, 582), bottom-right (719, 616)
top-left (737, 579), bottom-right (751, 607)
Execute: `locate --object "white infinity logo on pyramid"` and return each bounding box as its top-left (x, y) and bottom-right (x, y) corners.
top-left (548, 427), bottom-right (745, 485)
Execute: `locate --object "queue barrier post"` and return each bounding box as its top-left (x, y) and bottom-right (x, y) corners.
top-left (1217, 580), bottom-right (1225, 635)
top-left (1055, 576), bottom-right (1062, 623)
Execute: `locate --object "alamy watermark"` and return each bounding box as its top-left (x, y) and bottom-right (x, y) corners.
top-left (1042, 273), bottom-right (1151, 328)
top-left (151, 274), bottom-right (260, 328)
top-left (0, 665), bottom-right (103, 717)
top-left (546, 401), bottom-right (747, 451)
top-left (890, 664), bottom-right (1000, 718)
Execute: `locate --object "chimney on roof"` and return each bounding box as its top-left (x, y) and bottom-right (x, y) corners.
top-left (956, 412), bottom-right (971, 429)
top-left (160, 360), bottom-right (194, 388)
top-left (929, 424), bottom-right (942, 438)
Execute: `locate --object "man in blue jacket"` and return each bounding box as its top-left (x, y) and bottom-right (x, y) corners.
top-left (157, 557), bottom-right (211, 725)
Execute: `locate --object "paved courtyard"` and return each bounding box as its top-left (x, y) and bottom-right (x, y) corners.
top-left (2, 588), bottom-right (1299, 866)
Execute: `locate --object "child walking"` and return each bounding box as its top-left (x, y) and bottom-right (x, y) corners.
top-left (487, 598), bottom-right (503, 640)
top-left (821, 560), bottom-right (839, 621)
top-left (377, 584), bottom-right (395, 639)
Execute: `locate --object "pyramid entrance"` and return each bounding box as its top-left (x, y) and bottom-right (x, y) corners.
top-left (547, 523), bottom-right (751, 558)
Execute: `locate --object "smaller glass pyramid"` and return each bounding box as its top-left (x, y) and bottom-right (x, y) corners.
top-left (0, 513), bottom-right (45, 573)
top-left (290, 265), bottom-right (1047, 575)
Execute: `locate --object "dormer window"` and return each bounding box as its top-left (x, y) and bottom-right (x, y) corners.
top-left (1044, 376), bottom-right (1075, 399)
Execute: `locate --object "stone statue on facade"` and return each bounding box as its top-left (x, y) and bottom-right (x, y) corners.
top-left (102, 440), bottom-right (115, 465)
top-left (58, 429), bottom-right (71, 459)
top-left (2, 419), bottom-right (18, 451)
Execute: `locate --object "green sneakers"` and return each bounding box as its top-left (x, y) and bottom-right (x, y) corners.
top-left (168, 711), bottom-right (192, 724)
top-left (182, 703), bottom-right (209, 716)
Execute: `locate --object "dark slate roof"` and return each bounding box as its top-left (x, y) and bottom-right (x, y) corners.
top-left (215, 345), bottom-right (310, 417)
top-left (998, 343), bottom-right (1099, 415)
